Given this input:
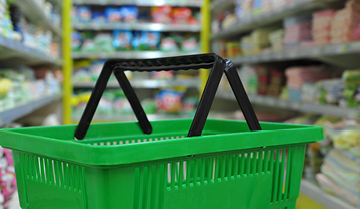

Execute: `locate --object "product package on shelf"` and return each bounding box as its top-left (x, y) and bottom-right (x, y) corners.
top-left (240, 27), bottom-right (278, 54)
top-left (268, 29), bottom-right (284, 51)
top-left (312, 10), bottom-right (335, 46)
top-left (251, 27), bottom-right (278, 54)
top-left (330, 0), bottom-right (360, 43)
top-left (238, 65), bottom-right (258, 95)
top-left (73, 31), bottom-right (200, 53)
top-left (72, 88), bottom-right (199, 119)
top-left (256, 66), bottom-right (270, 95)
top-left (285, 66), bottom-right (330, 101)
top-left (283, 14), bottom-right (313, 49)
top-left (316, 120), bottom-right (360, 208)
top-left (5, 2), bottom-right (60, 58)
top-left (285, 115), bottom-right (341, 180)
top-left (317, 78), bottom-right (344, 105)
top-left (0, 66), bottom-right (61, 111)
top-left (340, 69), bottom-right (360, 108)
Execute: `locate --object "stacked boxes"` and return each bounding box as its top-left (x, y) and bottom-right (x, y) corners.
top-left (285, 66), bottom-right (330, 101)
top-left (267, 69), bottom-right (285, 96)
top-left (331, 0), bottom-right (360, 43)
top-left (283, 14), bottom-right (313, 49)
top-left (312, 10), bottom-right (335, 46)
top-left (257, 66), bottom-right (269, 95)
top-left (268, 29), bottom-right (284, 51)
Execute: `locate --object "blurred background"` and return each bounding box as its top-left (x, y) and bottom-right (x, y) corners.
top-left (0, 0), bottom-right (358, 208)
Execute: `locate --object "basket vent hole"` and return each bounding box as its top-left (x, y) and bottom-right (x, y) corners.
top-left (125, 140), bottom-right (130, 144)
top-left (100, 142), bottom-right (104, 146)
top-left (113, 141), bottom-right (117, 145)
top-left (131, 140), bottom-right (136, 144)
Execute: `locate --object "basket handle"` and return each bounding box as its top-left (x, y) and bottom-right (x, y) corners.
top-left (75, 53), bottom-right (261, 140)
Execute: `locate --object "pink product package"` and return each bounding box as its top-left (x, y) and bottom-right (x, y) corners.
top-left (300, 41), bottom-right (314, 48)
top-left (314, 38), bottom-right (331, 46)
top-left (312, 26), bottom-right (331, 33)
top-left (313, 9), bottom-right (335, 19)
top-left (283, 33), bottom-right (312, 43)
top-left (346, 0), bottom-right (360, 10)
top-left (313, 20), bottom-right (332, 28)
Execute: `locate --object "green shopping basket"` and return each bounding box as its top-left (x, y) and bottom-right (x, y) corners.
top-left (0, 54), bottom-right (322, 209)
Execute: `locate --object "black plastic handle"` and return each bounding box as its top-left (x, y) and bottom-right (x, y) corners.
top-left (75, 53), bottom-right (261, 140)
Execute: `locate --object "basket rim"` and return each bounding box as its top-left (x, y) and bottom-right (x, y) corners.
top-left (0, 119), bottom-right (323, 166)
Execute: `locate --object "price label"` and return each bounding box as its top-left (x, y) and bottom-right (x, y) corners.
top-left (288, 101), bottom-right (299, 109)
top-left (250, 56), bottom-right (256, 62)
top-left (351, 112), bottom-right (359, 120)
top-left (311, 48), bottom-right (320, 56)
top-left (288, 50), bottom-right (297, 58)
top-left (279, 99), bottom-right (287, 107)
top-left (336, 44), bottom-right (348, 54)
top-left (261, 52), bottom-right (271, 61)
top-left (274, 52), bottom-right (283, 60)
top-left (257, 96), bottom-right (264, 104)
top-left (267, 98), bottom-right (276, 106)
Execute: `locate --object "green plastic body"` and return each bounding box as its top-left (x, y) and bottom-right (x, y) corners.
top-left (0, 119), bottom-right (323, 209)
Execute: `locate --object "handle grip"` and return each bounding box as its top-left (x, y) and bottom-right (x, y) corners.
top-left (75, 53), bottom-right (261, 140)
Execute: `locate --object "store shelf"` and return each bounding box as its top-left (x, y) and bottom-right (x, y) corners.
top-left (217, 92), bottom-right (360, 120)
top-left (0, 94), bottom-right (61, 127)
top-left (72, 113), bottom-right (192, 123)
top-left (13, 0), bottom-right (62, 37)
top-left (47, 0), bottom-right (62, 11)
top-left (72, 51), bottom-right (201, 59)
top-left (0, 35), bottom-right (62, 67)
top-left (211, 0), bottom-right (330, 40)
top-left (300, 180), bottom-right (357, 209)
top-left (73, 22), bottom-right (201, 32)
top-left (211, 0), bottom-right (234, 15)
top-left (231, 41), bottom-right (360, 68)
top-left (74, 79), bottom-right (199, 88)
top-left (72, 0), bottom-right (203, 7)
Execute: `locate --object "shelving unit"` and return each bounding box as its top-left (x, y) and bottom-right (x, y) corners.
top-left (72, 0), bottom-right (203, 7)
top-left (217, 92), bottom-right (360, 120)
top-left (231, 41), bottom-right (360, 68)
top-left (72, 50), bottom-right (201, 59)
top-left (73, 79), bottom-right (199, 88)
top-left (13, 0), bottom-right (62, 37)
top-left (300, 180), bottom-right (357, 209)
top-left (65, 0), bottom-right (208, 124)
top-left (210, 0), bottom-right (359, 208)
top-left (0, 35), bottom-right (62, 66)
top-left (73, 22), bottom-right (201, 32)
top-left (211, 0), bottom-right (334, 40)
top-left (0, 94), bottom-right (62, 127)
top-left (0, 0), bottom-right (63, 129)
top-left (211, 0), bottom-right (233, 15)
